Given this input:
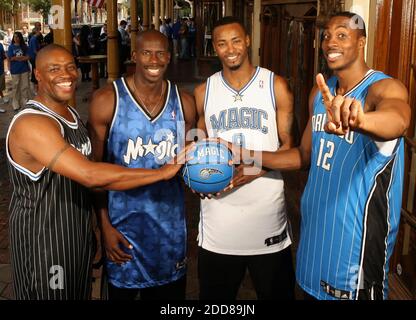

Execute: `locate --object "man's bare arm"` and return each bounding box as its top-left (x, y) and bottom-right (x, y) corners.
top-left (260, 86), bottom-right (317, 171)
top-left (237, 75), bottom-right (294, 183)
top-left (9, 114), bottom-right (182, 191)
top-left (178, 89), bottom-right (197, 142)
top-left (274, 75), bottom-right (294, 150)
top-left (194, 82), bottom-right (208, 135)
top-left (362, 78), bottom-right (410, 140)
top-left (88, 84), bottom-right (115, 162)
top-left (316, 75), bottom-right (410, 140)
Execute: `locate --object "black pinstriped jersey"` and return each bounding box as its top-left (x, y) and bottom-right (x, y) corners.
top-left (6, 100), bottom-right (94, 300)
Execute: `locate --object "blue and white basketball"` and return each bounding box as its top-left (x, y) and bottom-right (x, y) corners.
top-left (182, 141), bottom-right (234, 194)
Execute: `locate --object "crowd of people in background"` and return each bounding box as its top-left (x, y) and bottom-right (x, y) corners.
top-left (0, 21), bottom-right (53, 113)
top-left (0, 16), bottom-right (197, 114)
top-left (160, 17), bottom-right (196, 59)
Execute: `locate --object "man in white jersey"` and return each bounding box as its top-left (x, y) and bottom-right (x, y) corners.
top-left (253, 12), bottom-right (410, 300)
top-left (194, 16), bottom-right (295, 299)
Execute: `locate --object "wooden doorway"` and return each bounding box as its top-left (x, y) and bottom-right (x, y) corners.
top-left (260, 2), bottom-right (317, 140)
top-left (373, 0), bottom-right (416, 299)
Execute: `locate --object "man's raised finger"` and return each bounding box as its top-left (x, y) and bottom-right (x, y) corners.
top-left (316, 73), bottom-right (334, 105)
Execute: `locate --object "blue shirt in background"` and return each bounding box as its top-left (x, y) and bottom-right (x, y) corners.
top-left (28, 35), bottom-right (40, 60)
top-left (0, 43), bottom-right (5, 75)
top-left (7, 44), bottom-right (30, 75)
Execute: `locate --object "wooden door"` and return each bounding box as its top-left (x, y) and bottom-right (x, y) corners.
top-left (373, 0), bottom-right (416, 299)
top-left (260, 2), bottom-right (317, 141)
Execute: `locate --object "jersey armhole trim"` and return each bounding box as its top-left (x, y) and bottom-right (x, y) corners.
top-left (175, 83), bottom-right (185, 123)
top-left (203, 77), bottom-right (211, 112)
top-left (108, 80), bottom-right (120, 140)
top-left (6, 109), bottom-right (65, 181)
top-left (270, 71), bottom-right (276, 110)
top-left (27, 99), bottom-right (78, 129)
top-left (171, 83), bottom-right (187, 151)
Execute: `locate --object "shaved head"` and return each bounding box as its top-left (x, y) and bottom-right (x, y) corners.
top-left (132, 29), bottom-right (171, 84)
top-left (34, 44), bottom-right (78, 104)
top-left (136, 30), bottom-right (169, 50)
top-left (36, 44), bottom-right (74, 68)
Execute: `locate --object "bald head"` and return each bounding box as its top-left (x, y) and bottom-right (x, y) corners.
top-left (132, 30), bottom-right (171, 83)
top-left (136, 30), bottom-right (169, 51)
top-left (36, 44), bottom-right (74, 68)
top-left (34, 44), bottom-right (78, 104)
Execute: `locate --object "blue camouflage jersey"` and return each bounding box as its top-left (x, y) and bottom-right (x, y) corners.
top-left (106, 78), bottom-right (187, 288)
top-left (297, 70), bottom-right (404, 300)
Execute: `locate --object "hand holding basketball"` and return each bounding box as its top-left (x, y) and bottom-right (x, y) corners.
top-left (160, 142), bottom-right (195, 180)
top-left (223, 163), bottom-right (263, 191)
top-left (316, 73), bottom-right (365, 135)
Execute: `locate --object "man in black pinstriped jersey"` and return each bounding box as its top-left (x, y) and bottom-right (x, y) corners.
top-left (6, 44), bottom-right (191, 299)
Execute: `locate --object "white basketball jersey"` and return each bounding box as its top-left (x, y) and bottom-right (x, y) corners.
top-left (200, 67), bottom-right (291, 255)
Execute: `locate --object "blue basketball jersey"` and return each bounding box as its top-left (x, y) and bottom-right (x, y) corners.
top-left (106, 78), bottom-right (187, 288)
top-left (297, 70), bottom-right (404, 300)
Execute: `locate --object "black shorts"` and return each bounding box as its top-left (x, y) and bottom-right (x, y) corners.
top-left (198, 246), bottom-right (295, 300)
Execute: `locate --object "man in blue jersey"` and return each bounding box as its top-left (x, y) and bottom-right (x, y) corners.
top-left (88, 30), bottom-right (196, 300)
top-left (247, 12), bottom-right (410, 300)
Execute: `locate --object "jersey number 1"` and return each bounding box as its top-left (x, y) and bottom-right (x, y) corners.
top-left (317, 138), bottom-right (334, 170)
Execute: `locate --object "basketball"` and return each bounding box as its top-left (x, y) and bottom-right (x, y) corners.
top-left (182, 141), bottom-right (234, 194)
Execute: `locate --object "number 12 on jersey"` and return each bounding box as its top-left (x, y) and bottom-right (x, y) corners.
top-left (316, 138), bottom-right (334, 170)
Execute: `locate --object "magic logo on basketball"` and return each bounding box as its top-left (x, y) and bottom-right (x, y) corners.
top-left (199, 168), bottom-right (223, 180)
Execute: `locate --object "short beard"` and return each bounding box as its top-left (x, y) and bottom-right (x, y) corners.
top-left (229, 63), bottom-right (241, 71)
